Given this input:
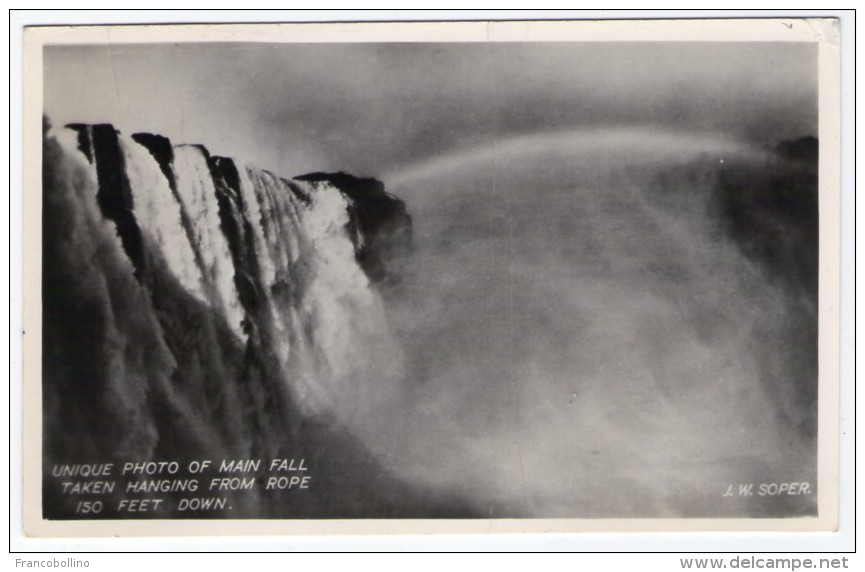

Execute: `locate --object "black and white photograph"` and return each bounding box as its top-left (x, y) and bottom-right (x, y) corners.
top-left (23, 18), bottom-right (841, 533)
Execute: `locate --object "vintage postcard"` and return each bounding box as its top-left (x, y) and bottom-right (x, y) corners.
top-left (21, 18), bottom-right (841, 536)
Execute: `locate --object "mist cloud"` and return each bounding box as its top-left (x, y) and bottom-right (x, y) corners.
top-left (342, 129), bottom-right (817, 517)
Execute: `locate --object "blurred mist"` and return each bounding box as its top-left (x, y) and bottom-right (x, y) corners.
top-left (348, 129), bottom-right (817, 516)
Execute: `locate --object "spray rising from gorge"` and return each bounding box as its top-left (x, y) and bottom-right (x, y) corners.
top-left (42, 116), bottom-right (818, 519)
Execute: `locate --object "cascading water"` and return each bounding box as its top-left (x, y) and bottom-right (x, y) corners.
top-left (42, 121), bottom-right (433, 519)
top-left (41, 118), bottom-right (817, 520)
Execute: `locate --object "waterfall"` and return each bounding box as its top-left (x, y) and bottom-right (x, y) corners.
top-left (41, 120), bottom-right (817, 520)
top-left (42, 121), bottom-right (418, 519)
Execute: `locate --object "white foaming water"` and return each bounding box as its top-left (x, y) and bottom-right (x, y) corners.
top-left (165, 157), bottom-right (402, 420)
top-left (53, 126), bottom-right (97, 185)
top-left (172, 145), bottom-right (246, 339)
top-left (242, 168), bottom-right (303, 283)
top-left (234, 167), bottom-right (295, 366)
top-left (120, 136), bottom-right (207, 302)
top-left (292, 181), bottom-right (403, 417)
top-left (59, 125), bottom-right (404, 430)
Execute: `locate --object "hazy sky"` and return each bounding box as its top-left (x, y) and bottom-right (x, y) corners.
top-left (44, 41), bottom-right (817, 180)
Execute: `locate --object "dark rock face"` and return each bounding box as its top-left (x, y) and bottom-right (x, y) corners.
top-left (776, 135), bottom-right (818, 163)
top-left (68, 124), bottom-right (147, 279)
top-left (208, 155), bottom-right (261, 315)
top-left (131, 132), bottom-right (177, 190)
top-left (716, 137), bottom-right (818, 301)
top-left (713, 138), bottom-right (819, 440)
top-left (296, 171), bottom-right (413, 286)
